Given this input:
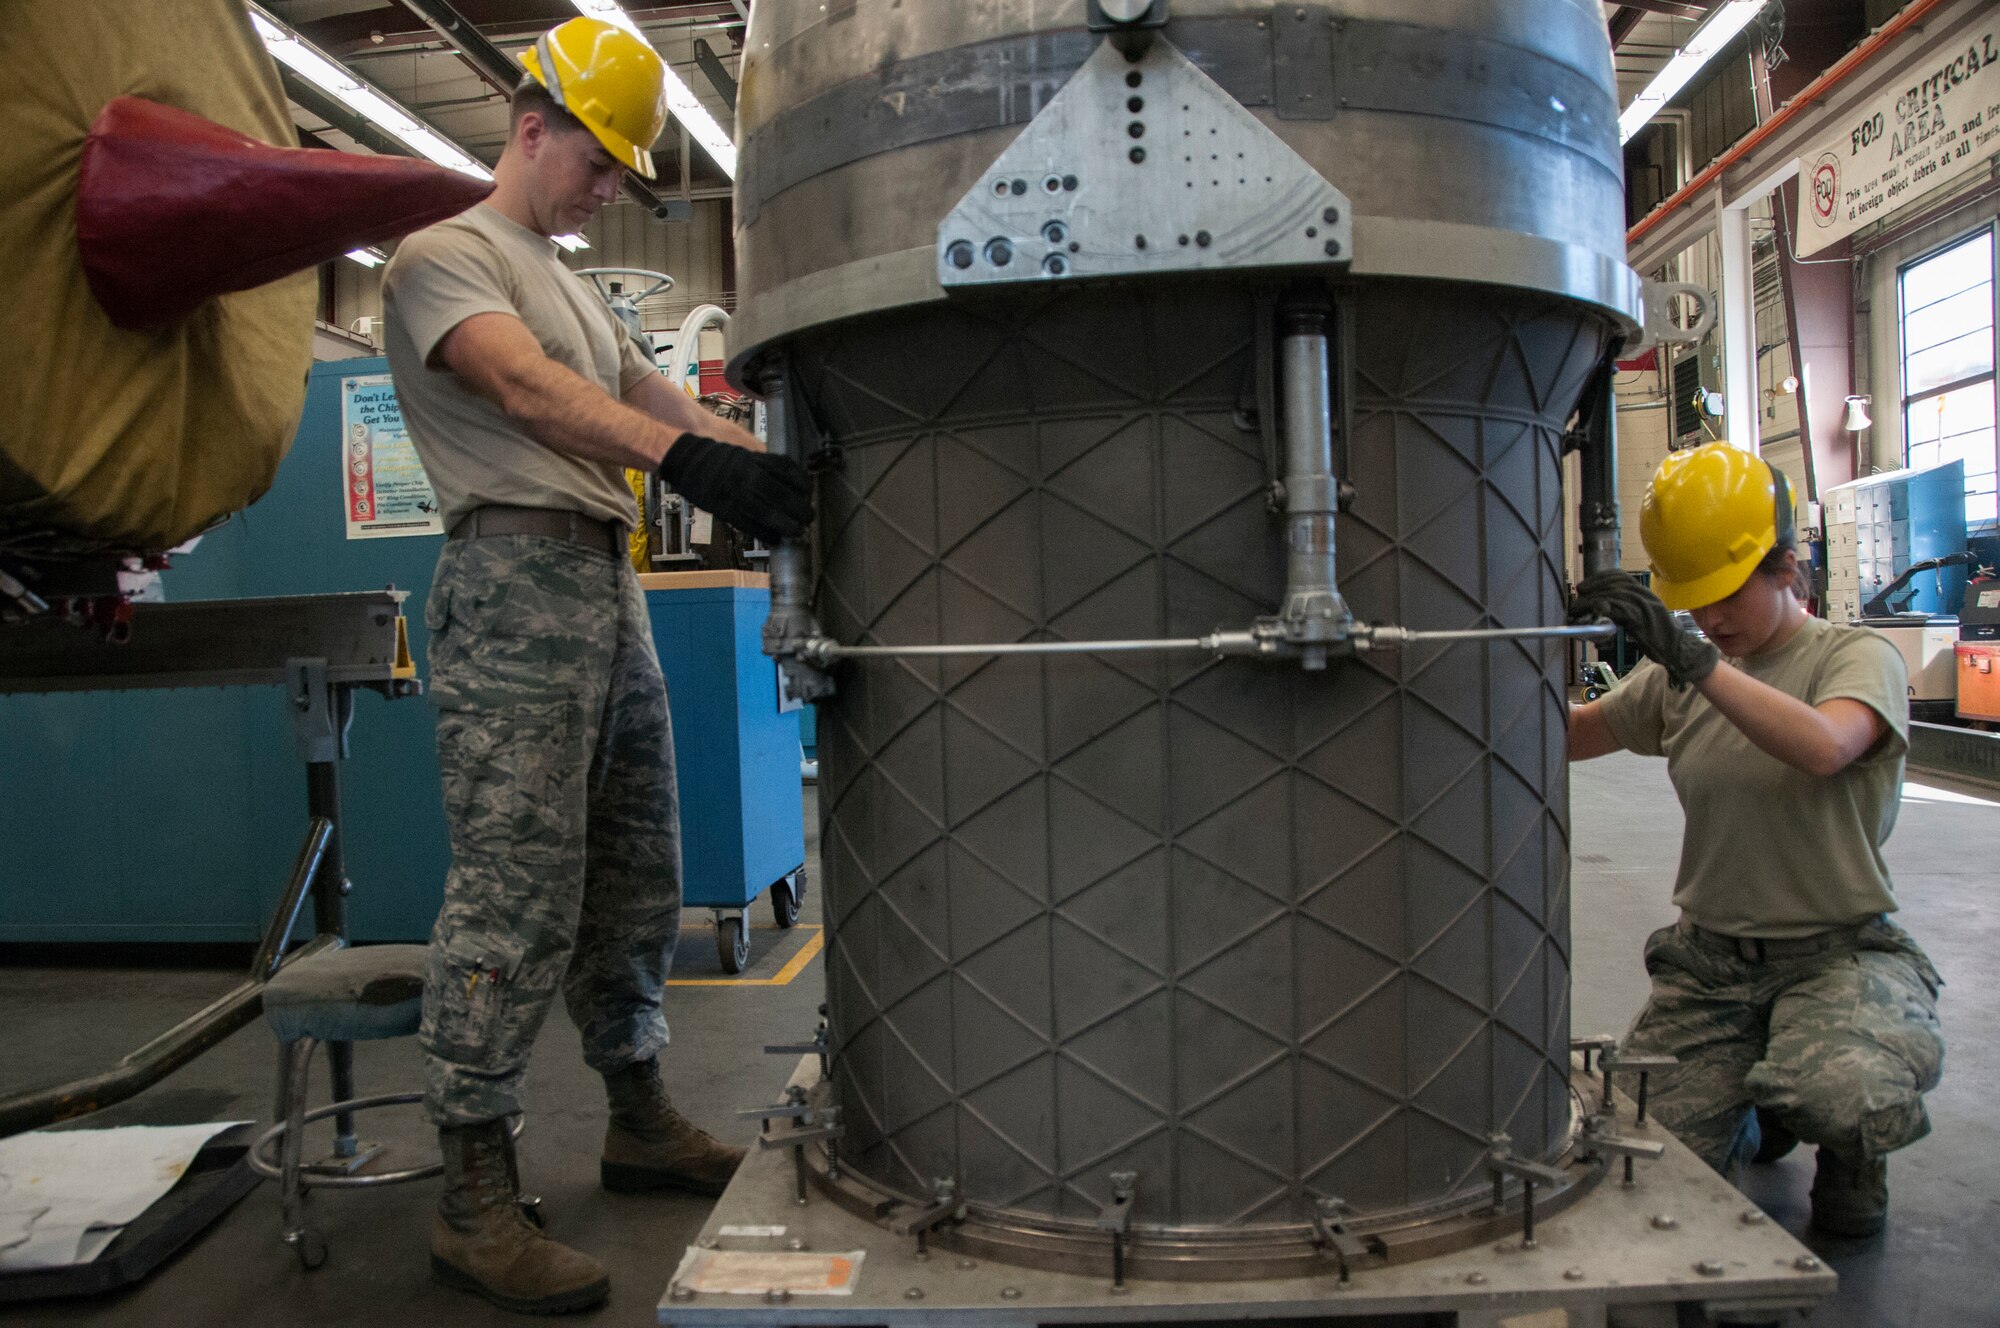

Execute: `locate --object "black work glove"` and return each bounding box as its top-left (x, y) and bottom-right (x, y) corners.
top-left (657, 433), bottom-right (814, 545)
top-left (1570, 570), bottom-right (1720, 690)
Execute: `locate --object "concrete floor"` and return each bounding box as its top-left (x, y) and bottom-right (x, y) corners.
top-left (3, 761), bottom-right (1997, 1326)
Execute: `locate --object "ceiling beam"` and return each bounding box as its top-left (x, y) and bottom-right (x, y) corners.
top-left (692, 37), bottom-right (736, 110)
top-left (276, 66), bottom-right (421, 159)
top-left (1617, 0), bottom-right (1713, 18)
top-left (308, 1), bottom-right (742, 54)
top-left (1608, 6), bottom-right (1649, 48)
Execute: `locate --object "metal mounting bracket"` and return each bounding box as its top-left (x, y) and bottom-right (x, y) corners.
top-left (764, 1011), bottom-right (830, 1081)
top-left (741, 1087), bottom-right (844, 1205)
top-left (892, 1178), bottom-right (966, 1260)
top-left (1094, 1170), bottom-right (1139, 1290)
top-left (1572, 1034), bottom-right (1618, 1074)
top-left (938, 35), bottom-right (1350, 288)
top-left (1485, 1135), bottom-right (1567, 1250)
top-left (1089, 0), bottom-right (1169, 58)
top-left (1600, 1046), bottom-right (1679, 1125)
top-left (1310, 1196), bottom-right (1375, 1283)
top-left (1632, 279), bottom-right (1717, 351)
top-left (1579, 1114), bottom-right (1668, 1189)
top-left (285, 658), bottom-right (354, 764)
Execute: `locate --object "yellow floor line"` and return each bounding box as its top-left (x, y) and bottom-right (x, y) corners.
top-left (668, 926), bottom-right (823, 987)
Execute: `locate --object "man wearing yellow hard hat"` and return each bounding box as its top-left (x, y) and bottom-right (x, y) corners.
top-left (1569, 442), bottom-right (1944, 1240)
top-left (380, 16), bottom-right (813, 1314)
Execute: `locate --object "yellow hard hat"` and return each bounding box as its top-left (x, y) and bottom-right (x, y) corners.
top-left (520, 16), bottom-right (668, 179)
top-left (1638, 442), bottom-right (1795, 610)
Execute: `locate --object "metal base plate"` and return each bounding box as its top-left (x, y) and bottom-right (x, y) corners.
top-left (303, 1140), bottom-right (385, 1178)
top-left (659, 1059), bottom-right (1834, 1326)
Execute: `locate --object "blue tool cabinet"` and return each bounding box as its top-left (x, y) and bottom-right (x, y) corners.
top-left (644, 576), bottom-right (807, 972)
top-left (1, 359), bottom-right (804, 956)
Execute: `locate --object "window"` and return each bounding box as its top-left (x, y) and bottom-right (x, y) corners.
top-left (1899, 229), bottom-right (1997, 527)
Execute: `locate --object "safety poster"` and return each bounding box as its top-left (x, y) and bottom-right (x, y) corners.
top-left (341, 373), bottom-right (443, 539)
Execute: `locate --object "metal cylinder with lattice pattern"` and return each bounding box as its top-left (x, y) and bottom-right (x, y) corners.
top-left (732, 0), bottom-right (1640, 1277)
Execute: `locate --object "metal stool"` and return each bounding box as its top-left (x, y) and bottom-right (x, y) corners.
top-left (247, 943), bottom-right (436, 1269)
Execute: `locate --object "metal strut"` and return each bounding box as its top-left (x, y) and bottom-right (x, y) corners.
top-left (1567, 351), bottom-right (1623, 578)
top-left (755, 358), bottom-right (837, 703)
top-left (1258, 292), bottom-right (1352, 667)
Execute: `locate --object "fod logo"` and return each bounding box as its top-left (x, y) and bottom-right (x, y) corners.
top-left (1810, 152), bottom-right (1840, 228)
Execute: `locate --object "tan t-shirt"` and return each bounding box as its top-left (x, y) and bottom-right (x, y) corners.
top-left (381, 204), bottom-right (655, 531)
top-left (1596, 615), bottom-right (1909, 938)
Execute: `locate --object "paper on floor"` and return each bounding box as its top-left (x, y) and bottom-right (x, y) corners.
top-left (0, 1121), bottom-right (248, 1271)
top-left (670, 1246), bottom-right (866, 1295)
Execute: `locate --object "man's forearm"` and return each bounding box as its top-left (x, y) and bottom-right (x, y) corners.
top-left (492, 348), bottom-right (682, 471)
top-left (624, 372), bottom-right (764, 453)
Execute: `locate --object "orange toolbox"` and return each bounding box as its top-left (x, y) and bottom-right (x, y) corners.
top-left (1956, 642), bottom-right (2000, 722)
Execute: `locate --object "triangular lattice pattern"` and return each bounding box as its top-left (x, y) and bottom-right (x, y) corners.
top-left (798, 280), bottom-right (1608, 1228)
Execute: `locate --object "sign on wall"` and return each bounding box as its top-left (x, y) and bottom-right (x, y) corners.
top-left (340, 373), bottom-right (443, 540)
top-left (1797, 24), bottom-right (2000, 256)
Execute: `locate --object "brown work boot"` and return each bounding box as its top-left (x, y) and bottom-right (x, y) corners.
top-left (1809, 1149), bottom-right (1888, 1237)
top-left (601, 1059), bottom-right (746, 1197)
top-left (431, 1120), bottom-right (610, 1315)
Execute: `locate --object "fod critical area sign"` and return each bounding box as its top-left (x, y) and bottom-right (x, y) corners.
top-left (1797, 23), bottom-right (2000, 256)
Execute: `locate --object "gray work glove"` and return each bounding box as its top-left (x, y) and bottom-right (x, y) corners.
top-left (657, 433), bottom-right (813, 545)
top-left (1570, 570), bottom-right (1719, 690)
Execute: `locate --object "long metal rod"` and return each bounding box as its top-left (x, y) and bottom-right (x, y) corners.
top-left (0, 935), bottom-right (341, 1139)
top-left (806, 623), bottom-right (1614, 663)
top-left (822, 638), bottom-right (1210, 659)
top-left (1366, 625), bottom-right (1617, 644)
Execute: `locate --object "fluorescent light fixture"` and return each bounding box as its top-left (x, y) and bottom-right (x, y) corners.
top-left (248, 5), bottom-right (493, 181)
top-left (1618, 0), bottom-right (1764, 144)
top-left (344, 248), bottom-right (386, 267)
top-left (553, 233), bottom-right (590, 251)
top-left (568, 0), bottom-right (737, 179)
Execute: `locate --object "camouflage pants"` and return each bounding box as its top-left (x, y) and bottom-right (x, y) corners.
top-left (418, 534), bottom-right (681, 1127)
top-left (1622, 916), bottom-right (1944, 1174)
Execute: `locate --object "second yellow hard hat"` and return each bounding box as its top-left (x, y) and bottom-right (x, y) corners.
top-left (1638, 442), bottom-right (1795, 611)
